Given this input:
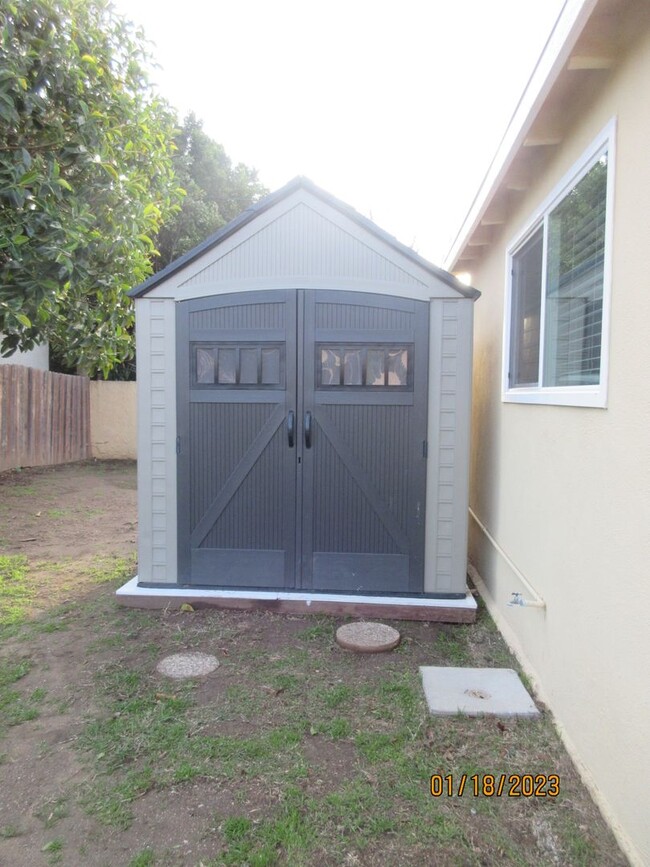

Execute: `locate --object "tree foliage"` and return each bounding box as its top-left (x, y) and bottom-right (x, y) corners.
top-left (153, 113), bottom-right (267, 272)
top-left (0, 0), bottom-right (182, 376)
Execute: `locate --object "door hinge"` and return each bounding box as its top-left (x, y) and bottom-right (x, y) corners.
top-left (423, 440), bottom-right (428, 459)
top-left (176, 436), bottom-right (181, 455)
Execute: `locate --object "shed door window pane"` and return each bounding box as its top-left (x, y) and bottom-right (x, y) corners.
top-left (239, 348), bottom-right (258, 384)
top-left (510, 227), bottom-right (543, 387)
top-left (387, 349), bottom-right (408, 386)
top-left (217, 348), bottom-right (237, 384)
top-left (320, 349), bottom-right (341, 385)
top-left (543, 156), bottom-right (607, 387)
top-left (366, 349), bottom-right (385, 385)
top-left (261, 348), bottom-right (281, 384)
top-left (343, 349), bottom-right (363, 385)
top-left (196, 348), bottom-right (215, 384)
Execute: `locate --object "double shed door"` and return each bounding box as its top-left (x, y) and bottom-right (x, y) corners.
top-left (177, 289), bottom-right (429, 593)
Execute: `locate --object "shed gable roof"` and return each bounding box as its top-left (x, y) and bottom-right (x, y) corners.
top-left (131, 176), bottom-right (478, 300)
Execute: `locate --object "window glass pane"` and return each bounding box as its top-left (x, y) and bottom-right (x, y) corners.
top-left (261, 348), bottom-right (280, 384)
top-left (387, 349), bottom-right (408, 386)
top-left (240, 348), bottom-right (258, 384)
top-left (196, 348), bottom-right (215, 384)
top-left (510, 227), bottom-right (543, 386)
top-left (366, 349), bottom-right (385, 385)
top-left (343, 349), bottom-right (363, 385)
top-left (217, 348), bottom-right (237, 384)
top-left (320, 348), bottom-right (341, 385)
top-left (544, 155), bottom-right (607, 387)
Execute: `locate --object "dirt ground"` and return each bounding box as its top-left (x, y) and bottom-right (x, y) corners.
top-left (0, 461), bottom-right (628, 867)
top-left (0, 460), bottom-right (137, 563)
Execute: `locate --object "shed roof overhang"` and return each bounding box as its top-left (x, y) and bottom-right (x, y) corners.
top-left (131, 175), bottom-right (479, 301)
top-left (444, 0), bottom-right (644, 274)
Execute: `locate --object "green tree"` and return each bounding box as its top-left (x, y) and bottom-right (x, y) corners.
top-left (154, 113), bottom-right (267, 271)
top-left (0, 0), bottom-right (182, 376)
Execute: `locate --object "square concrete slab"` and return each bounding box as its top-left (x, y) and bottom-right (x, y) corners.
top-left (420, 666), bottom-right (540, 718)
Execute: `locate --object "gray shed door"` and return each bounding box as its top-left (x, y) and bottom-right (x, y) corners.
top-left (176, 289), bottom-right (428, 593)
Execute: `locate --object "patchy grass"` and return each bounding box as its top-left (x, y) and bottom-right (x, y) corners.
top-left (0, 554), bottom-right (32, 626)
top-left (0, 657), bottom-right (46, 732)
top-left (0, 462), bottom-right (627, 867)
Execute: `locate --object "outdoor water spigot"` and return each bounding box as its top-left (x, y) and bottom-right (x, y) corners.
top-left (508, 592), bottom-right (525, 607)
top-left (508, 591), bottom-right (545, 609)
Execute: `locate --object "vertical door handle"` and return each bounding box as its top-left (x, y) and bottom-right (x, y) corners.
top-left (304, 411), bottom-right (312, 448)
top-left (287, 410), bottom-right (295, 447)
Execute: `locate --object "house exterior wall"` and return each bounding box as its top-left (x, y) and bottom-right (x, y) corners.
top-left (466, 23), bottom-right (650, 865)
top-left (0, 341), bottom-right (49, 371)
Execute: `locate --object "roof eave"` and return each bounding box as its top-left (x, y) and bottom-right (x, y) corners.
top-left (443, 0), bottom-right (599, 272)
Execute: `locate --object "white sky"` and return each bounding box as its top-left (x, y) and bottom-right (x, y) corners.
top-left (114, 0), bottom-right (566, 265)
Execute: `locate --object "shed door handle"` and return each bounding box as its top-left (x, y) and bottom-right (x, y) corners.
top-left (287, 411), bottom-right (295, 447)
top-left (304, 411), bottom-right (312, 449)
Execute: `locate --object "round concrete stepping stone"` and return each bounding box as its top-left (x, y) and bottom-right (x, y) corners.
top-left (156, 652), bottom-right (219, 679)
top-left (335, 622), bottom-right (401, 653)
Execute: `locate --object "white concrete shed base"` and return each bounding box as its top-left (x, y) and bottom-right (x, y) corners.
top-left (116, 577), bottom-right (477, 623)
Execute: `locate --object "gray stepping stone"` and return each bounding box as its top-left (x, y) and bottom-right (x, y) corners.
top-left (420, 666), bottom-right (539, 717)
top-left (156, 652), bottom-right (220, 679)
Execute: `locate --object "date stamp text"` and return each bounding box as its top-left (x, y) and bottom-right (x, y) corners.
top-left (430, 773), bottom-right (560, 798)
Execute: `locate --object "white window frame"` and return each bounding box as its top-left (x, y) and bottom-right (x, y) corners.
top-left (502, 119), bottom-right (616, 408)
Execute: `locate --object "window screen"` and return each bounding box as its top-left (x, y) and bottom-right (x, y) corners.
top-left (506, 147), bottom-right (609, 398)
top-left (544, 156), bottom-right (607, 387)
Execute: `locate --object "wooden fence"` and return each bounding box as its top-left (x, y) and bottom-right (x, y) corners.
top-left (0, 365), bottom-right (90, 473)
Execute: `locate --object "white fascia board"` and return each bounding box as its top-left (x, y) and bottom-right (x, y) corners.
top-left (443, 0), bottom-right (599, 271)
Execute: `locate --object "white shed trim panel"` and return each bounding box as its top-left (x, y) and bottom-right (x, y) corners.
top-left (132, 177), bottom-right (478, 598)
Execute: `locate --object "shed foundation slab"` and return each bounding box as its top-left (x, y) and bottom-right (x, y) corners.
top-left (116, 577), bottom-right (477, 623)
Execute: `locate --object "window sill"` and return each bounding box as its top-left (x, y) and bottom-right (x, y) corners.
top-left (502, 387), bottom-right (607, 408)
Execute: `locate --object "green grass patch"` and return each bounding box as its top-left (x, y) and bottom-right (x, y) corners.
top-left (128, 850), bottom-right (157, 867)
top-left (0, 657), bottom-right (46, 732)
top-left (217, 787), bottom-right (315, 866)
top-left (42, 837), bottom-right (64, 865)
top-left (0, 555), bottom-right (32, 627)
top-left (34, 797), bottom-right (70, 829)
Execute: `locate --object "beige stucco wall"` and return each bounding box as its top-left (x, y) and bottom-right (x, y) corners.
top-left (466, 22), bottom-right (650, 867)
top-left (89, 380), bottom-right (137, 460)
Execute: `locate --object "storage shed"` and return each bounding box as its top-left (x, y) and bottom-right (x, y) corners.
top-left (120, 178), bottom-right (479, 621)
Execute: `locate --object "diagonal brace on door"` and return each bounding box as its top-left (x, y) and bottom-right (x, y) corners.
top-left (190, 404), bottom-right (286, 547)
top-left (315, 411), bottom-right (411, 554)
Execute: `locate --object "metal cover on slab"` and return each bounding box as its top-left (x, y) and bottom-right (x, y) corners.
top-left (336, 622), bottom-right (401, 653)
top-left (420, 667), bottom-right (539, 718)
top-left (156, 652), bottom-right (220, 679)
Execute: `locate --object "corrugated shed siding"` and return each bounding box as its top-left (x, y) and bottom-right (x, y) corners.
top-left (189, 302), bottom-right (285, 331)
top-left (430, 300), bottom-right (465, 593)
top-left (180, 203), bottom-right (426, 288)
top-left (314, 301), bottom-right (412, 331)
top-left (139, 299), bottom-right (177, 584)
top-left (190, 403), bottom-right (280, 542)
top-left (313, 405), bottom-right (410, 555)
